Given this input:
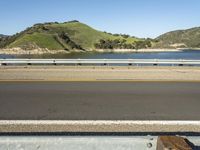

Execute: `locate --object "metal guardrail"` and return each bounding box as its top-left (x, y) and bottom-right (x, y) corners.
top-left (0, 136), bottom-right (157, 150)
top-left (0, 59), bottom-right (200, 66)
top-left (0, 136), bottom-right (199, 150)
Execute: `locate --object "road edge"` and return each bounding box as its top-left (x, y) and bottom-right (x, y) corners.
top-left (1, 120), bottom-right (200, 133)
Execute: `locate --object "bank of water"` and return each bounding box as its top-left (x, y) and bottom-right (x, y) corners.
top-left (0, 50), bottom-right (200, 60)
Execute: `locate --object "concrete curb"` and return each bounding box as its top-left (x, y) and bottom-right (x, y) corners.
top-left (1, 120), bottom-right (200, 133)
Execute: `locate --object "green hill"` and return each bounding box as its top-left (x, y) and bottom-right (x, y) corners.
top-left (1, 22), bottom-right (200, 51)
top-left (0, 21), bottom-right (140, 51)
top-left (155, 27), bottom-right (200, 48)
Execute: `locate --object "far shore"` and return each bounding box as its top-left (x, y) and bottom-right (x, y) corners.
top-left (0, 47), bottom-right (199, 55)
top-left (94, 48), bottom-right (182, 53)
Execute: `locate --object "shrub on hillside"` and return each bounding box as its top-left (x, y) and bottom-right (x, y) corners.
top-left (95, 38), bottom-right (152, 49)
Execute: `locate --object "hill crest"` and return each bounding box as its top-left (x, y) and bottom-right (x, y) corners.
top-left (0, 21), bottom-right (143, 51)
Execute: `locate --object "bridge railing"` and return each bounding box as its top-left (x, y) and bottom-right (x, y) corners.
top-left (0, 59), bottom-right (200, 66)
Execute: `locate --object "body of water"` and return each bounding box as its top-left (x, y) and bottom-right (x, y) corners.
top-left (1, 50), bottom-right (200, 60)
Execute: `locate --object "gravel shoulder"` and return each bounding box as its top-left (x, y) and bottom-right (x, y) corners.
top-left (0, 66), bottom-right (200, 81)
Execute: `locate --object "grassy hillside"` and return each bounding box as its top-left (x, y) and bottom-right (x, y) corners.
top-left (9, 33), bottom-right (64, 50)
top-left (1, 23), bottom-right (200, 51)
top-left (155, 27), bottom-right (200, 48)
top-left (1, 21), bottom-right (140, 51)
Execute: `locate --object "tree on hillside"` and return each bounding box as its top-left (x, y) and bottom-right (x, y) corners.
top-left (59, 32), bottom-right (82, 50)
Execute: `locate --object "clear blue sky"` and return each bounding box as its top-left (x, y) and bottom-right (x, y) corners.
top-left (0, 0), bottom-right (200, 38)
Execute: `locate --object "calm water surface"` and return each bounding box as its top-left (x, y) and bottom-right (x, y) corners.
top-left (1, 50), bottom-right (200, 60)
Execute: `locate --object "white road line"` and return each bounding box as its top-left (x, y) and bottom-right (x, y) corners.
top-left (1, 120), bottom-right (200, 125)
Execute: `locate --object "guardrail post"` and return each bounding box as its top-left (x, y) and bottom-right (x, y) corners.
top-left (178, 59), bottom-right (183, 66)
top-left (77, 59), bottom-right (82, 66)
top-left (103, 59), bottom-right (107, 66)
top-left (1, 63), bottom-right (7, 66)
top-left (153, 59), bottom-right (158, 66)
top-left (53, 60), bottom-right (56, 65)
top-left (128, 59), bottom-right (132, 66)
top-left (27, 59), bottom-right (31, 65)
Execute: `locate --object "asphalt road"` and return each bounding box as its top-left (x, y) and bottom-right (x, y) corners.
top-left (0, 81), bottom-right (200, 120)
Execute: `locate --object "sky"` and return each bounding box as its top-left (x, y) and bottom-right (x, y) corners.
top-left (0, 0), bottom-right (200, 38)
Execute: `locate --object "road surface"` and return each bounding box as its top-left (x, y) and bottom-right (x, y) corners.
top-left (0, 81), bottom-right (200, 120)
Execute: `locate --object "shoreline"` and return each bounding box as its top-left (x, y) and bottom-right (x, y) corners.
top-left (0, 48), bottom-right (187, 55)
top-left (1, 47), bottom-right (200, 55)
top-left (94, 48), bottom-right (182, 53)
top-left (177, 48), bottom-right (200, 50)
top-left (0, 48), bottom-right (70, 55)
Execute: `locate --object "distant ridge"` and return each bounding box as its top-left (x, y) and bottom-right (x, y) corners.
top-left (155, 27), bottom-right (200, 48)
top-left (0, 34), bottom-right (8, 38)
